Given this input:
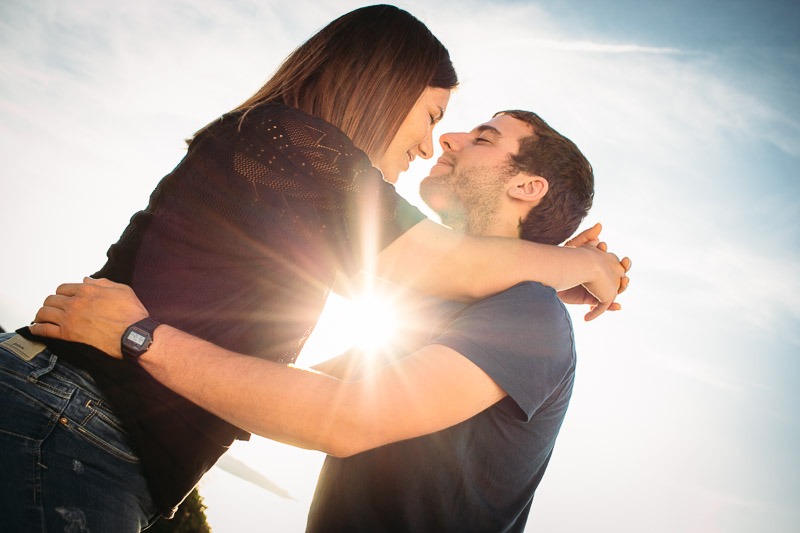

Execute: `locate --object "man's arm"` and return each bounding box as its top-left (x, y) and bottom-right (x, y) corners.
top-left (30, 279), bottom-right (505, 457)
top-left (145, 327), bottom-right (504, 457)
top-left (309, 347), bottom-right (365, 381)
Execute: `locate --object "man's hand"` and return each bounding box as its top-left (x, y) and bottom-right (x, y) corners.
top-left (562, 223), bottom-right (632, 321)
top-left (29, 277), bottom-right (150, 358)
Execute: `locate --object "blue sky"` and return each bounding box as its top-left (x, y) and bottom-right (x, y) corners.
top-left (1, 1), bottom-right (797, 531)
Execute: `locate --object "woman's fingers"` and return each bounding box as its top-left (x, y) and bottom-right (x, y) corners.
top-left (565, 223), bottom-right (602, 248)
top-left (584, 300), bottom-right (611, 321)
top-left (618, 276), bottom-right (630, 294)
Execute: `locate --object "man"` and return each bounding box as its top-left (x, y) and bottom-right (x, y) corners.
top-left (305, 110), bottom-right (595, 531)
top-left (26, 110), bottom-right (626, 531)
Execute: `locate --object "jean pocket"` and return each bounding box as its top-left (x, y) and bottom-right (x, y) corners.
top-left (0, 340), bottom-right (58, 386)
top-left (60, 388), bottom-right (141, 464)
top-left (0, 376), bottom-right (65, 442)
top-left (0, 351), bottom-right (73, 442)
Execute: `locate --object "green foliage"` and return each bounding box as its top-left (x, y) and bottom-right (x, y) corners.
top-left (147, 488), bottom-right (211, 533)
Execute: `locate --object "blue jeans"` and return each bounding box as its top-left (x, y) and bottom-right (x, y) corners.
top-left (0, 333), bottom-right (158, 532)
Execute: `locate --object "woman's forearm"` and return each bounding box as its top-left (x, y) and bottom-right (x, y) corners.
top-left (449, 234), bottom-right (598, 297)
top-left (375, 219), bottom-right (608, 302)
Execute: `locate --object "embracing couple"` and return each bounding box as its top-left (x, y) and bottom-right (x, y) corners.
top-left (0, 5), bottom-right (630, 532)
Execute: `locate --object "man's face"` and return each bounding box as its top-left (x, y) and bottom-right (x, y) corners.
top-left (419, 115), bottom-right (533, 234)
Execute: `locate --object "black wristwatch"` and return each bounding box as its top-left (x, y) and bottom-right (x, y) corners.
top-left (121, 317), bottom-right (160, 362)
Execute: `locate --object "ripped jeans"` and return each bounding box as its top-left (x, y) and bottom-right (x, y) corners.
top-left (0, 333), bottom-right (158, 532)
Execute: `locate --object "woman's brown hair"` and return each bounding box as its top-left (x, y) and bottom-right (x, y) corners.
top-left (227, 5), bottom-right (458, 161)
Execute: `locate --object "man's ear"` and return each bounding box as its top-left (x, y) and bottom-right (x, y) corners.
top-left (507, 174), bottom-right (548, 202)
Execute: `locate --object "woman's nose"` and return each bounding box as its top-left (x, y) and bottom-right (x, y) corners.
top-left (417, 130), bottom-right (434, 159)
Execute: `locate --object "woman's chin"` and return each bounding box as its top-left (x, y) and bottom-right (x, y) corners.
top-left (381, 168), bottom-right (399, 183)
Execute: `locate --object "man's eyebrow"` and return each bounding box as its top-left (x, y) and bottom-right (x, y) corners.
top-left (473, 125), bottom-right (501, 137)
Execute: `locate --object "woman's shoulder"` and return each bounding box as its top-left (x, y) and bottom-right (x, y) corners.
top-left (198, 104), bottom-right (351, 146)
top-left (237, 105), bottom-right (354, 147)
top-left (234, 104), bottom-right (374, 176)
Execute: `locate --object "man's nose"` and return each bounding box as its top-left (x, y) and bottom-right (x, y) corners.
top-left (439, 132), bottom-right (463, 152)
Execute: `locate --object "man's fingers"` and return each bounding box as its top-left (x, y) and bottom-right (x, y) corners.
top-left (42, 293), bottom-right (72, 311)
top-left (33, 305), bottom-right (66, 326)
top-left (56, 278), bottom-right (116, 297)
top-left (621, 257), bottom-right (632, 272)
top-left (29, 322), bottom-right (63, 339)
top-left (597, 241), bottom-right (607, 252)
top-left (84, 277), bottom-right (117, 288)
top-left (55, 283), bottom-right (84, 297)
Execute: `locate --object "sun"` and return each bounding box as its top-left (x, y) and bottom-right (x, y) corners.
top-left (349, 293), bottom-right (399, 353)
top-left (296, 289), bottom-right (399, 368)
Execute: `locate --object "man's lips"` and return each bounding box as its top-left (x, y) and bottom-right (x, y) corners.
top-left (433, 155), bottom-right (455, 168)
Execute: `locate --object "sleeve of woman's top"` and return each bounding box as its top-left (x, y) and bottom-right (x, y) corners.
top-left (231, 104), bottom-right (427, 276)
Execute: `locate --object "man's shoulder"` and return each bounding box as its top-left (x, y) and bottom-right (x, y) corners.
top-left (438, 281), bottom-right (573, 359)
top-left (501, 280), bottom-right (558, 300)
top-left (467, 281), bottom-right (569, 328)
top-left (434, 284), bottom-right (574, 422)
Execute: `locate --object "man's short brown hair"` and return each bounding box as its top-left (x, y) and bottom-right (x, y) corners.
top-left (496, 110), bottom-right (594, 245)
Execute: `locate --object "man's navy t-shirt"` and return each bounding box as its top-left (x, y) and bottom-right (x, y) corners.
top-left (306, 281), bottom-right (576, 532)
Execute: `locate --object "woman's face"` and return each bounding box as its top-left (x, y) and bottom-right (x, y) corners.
top-left (378, 87), bottom-right (451, 183)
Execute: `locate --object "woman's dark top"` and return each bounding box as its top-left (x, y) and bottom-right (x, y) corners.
top-left (21, 104), bottom-right (425, 516)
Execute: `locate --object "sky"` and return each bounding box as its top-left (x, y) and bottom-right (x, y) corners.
top-left (1, 0), bottom-right (798, 531)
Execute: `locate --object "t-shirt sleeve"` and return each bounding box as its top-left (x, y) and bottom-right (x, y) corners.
top-left (229, 105), bottom-right (427, 275)
top-left (430, 282), bottom-right (576, 421)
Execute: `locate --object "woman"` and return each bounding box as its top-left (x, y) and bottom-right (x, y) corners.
top-left (0, 5), bottom-right (625, 532)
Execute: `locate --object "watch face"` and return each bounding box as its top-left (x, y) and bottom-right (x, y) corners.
top-left (126, 329), bottom-right (147, 347)
top-left (122, 325), bottom-right (153, 357)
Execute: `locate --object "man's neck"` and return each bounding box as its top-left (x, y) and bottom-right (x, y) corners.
top-left (465, 215), bottom-right (519, 240)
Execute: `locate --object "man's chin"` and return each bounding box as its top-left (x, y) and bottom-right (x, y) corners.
top-left (419, 176), bottom-right (447, 209)
top-left (419, 188), bottom-right (465, 230)
top-left (436, 207), bottom-right (466, 231)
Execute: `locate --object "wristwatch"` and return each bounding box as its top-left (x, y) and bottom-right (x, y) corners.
top-left (121, 317), bottom-right (160, 362)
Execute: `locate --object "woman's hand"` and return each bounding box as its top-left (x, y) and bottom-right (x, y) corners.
top-left (561, 223), bottom-right (632, 321)
top-left (29, 277), bottom-right (150, 358)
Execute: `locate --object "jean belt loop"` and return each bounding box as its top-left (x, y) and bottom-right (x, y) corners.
top-left (29, 352), bottom-right (58, 380)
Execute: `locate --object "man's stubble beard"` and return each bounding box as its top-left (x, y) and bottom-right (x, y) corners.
top-left (420, 164), bottom-right (509, 235)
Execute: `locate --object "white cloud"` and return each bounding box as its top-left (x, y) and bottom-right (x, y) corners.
top-left (536, 39), bottom-right (683, 54)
